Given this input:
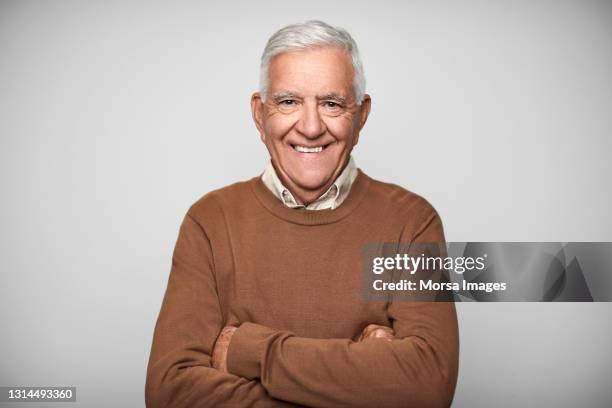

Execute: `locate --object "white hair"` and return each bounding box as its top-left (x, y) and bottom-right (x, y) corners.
top-left (259, 20), bottom-right (366, 105)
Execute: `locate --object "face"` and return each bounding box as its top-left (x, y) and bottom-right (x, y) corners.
top-left (252, 46), bottom-right (371, 201)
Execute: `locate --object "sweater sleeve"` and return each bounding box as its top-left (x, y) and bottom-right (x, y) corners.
top-left (225, 209), bottom-right (459, 408)
top-left (145, 214), bottom-right (301, 408)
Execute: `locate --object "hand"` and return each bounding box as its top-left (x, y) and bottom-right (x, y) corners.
top-left (212, 325), bottom-right (238, 372)
top-left (357, 324), bottom-right (395, 342)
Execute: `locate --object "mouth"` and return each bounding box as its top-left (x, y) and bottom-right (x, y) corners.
top-left (291, 143), bottom-right (331, 153)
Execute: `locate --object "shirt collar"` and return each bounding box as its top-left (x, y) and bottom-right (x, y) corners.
top-left (261, 156), bottom-right (358, 210)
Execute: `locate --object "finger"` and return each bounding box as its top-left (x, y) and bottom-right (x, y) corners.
top-left (359, 324), bottom-right (395, 341)
top-left (378, 327), bottom-right (394, 336)
top-left (371, 328), bottom-right (395, 340)
top-left (362, 325), bottom-right (391, 337)
top-left (363, 329), bottom-right (381, 340)
top-left (358, 325), bottom-right (372, 341)
top-left (362, 324), bottom-right (381, 337)
top-left (372, 328), bottom-right (389, 338)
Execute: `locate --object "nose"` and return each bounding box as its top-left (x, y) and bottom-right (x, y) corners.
top-left (295, 100), bottom-right (326, 139)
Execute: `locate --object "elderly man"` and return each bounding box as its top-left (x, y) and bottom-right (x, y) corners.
top-left (146, 20), bottom-right (459, 407)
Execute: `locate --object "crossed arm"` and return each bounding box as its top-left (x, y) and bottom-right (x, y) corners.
top-left (146, 212), bottom-right (458, 408)
top-left (208, 304), bottom-right (457, 408)
top-left (211, 324), bottom-right (393, 373)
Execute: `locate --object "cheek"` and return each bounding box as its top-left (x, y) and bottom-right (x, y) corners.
top-left (265, 114), bottom-right (296, 141)
top-left (326, 117), bottom-right (357, 142)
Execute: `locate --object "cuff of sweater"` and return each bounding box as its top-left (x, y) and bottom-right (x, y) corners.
top-left (226, 322), bottom-right (277, 379)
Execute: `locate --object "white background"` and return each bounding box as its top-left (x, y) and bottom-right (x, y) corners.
top-left (1, 1), bottom-right (611, 406)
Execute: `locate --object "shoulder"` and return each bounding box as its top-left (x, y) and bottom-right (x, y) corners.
top-left (360, 170), bottom-right (442, 230)
top-left (363, 171), bottom-right (439, 215)
top-left (185, 176), bottom-right (258, 226)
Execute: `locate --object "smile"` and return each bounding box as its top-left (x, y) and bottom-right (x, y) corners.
top-left (291, 144), bottom-right (329, 153)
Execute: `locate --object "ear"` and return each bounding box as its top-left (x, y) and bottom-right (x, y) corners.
top-left (354, 94), bottom-right (371, 146)
top-left (358, 94), bottom-right (371, 130)
top-left (251, 92), bottom-right (266, 142)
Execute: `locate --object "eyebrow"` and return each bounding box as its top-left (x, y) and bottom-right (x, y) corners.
top-left (271, 91), bottom-right (299, 101)
top-left (271, 91), bottom-right (347, 104)
top-left (317, 93), bottom-right (347, 104)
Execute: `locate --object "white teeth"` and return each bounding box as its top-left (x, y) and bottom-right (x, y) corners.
top-left (294, 145), bottom-right (323, 153)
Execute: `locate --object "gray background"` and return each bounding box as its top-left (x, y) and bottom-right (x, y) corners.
top-left (1, 0), bottom-right (611, 406)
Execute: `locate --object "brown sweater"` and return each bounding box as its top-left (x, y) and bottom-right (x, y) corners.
top-left (146, 169), bottom-right (459, 408)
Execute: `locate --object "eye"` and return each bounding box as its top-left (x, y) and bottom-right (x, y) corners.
top-left (323, 101), bottom-right (342, 111)
top-left (279, 99), bottom-right (296, 106)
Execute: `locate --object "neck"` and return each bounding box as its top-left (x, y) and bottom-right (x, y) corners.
top-left (287, 182), bottom-right (334, 206)
top-left (273, 160), bottom-right (348, 206)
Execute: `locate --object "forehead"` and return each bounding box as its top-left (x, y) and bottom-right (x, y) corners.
top-left (267, 46), bottom-right (355, 97)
